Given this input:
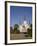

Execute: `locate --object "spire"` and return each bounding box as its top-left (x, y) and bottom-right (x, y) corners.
top-left (23, 16), bottom-right (26, 20)
top-left (29, 19), bottom-right (30, 24)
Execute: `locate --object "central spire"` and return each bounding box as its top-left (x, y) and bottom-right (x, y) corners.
top-left (24, 16), bottom-right (26, 20)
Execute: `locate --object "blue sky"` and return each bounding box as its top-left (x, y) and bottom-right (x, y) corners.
top-left (10, 6), bottom-right (32, 27)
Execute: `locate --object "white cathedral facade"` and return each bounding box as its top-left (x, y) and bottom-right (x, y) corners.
top-left (18, 20), bottom-right (30, 33)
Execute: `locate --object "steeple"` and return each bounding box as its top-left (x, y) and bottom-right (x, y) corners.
top-left (23, 16), bottom-right (26, 21)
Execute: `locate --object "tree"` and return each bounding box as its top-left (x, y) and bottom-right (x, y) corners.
top-left (14, 24), bottom-right (20, 33)
top-left (30, 24), bottom-right (32, 29)
top-left (27, 24), bottom-right (32, 37)
top-left (10, 27), bottom-right (13, 33)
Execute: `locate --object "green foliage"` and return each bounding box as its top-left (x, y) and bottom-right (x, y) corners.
top-left (27, 24), bottom-right (32, 37)
top-left (14, 24), bottom-right (20, 33)
top-left (10, 27), bottom-right (13, 33)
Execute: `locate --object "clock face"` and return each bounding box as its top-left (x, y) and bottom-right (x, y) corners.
top-left (24, 21), bottom-right (27, 25)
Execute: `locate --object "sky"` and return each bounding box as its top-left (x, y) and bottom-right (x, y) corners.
top-left (10, 6), bottom-right (32, 27)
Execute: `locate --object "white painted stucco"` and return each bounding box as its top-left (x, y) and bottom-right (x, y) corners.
top-left (18, 20), bottom-right (30, 32)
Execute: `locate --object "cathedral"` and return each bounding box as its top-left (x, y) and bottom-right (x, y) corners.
top-left (18, 20), bottom-right (30, 33)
